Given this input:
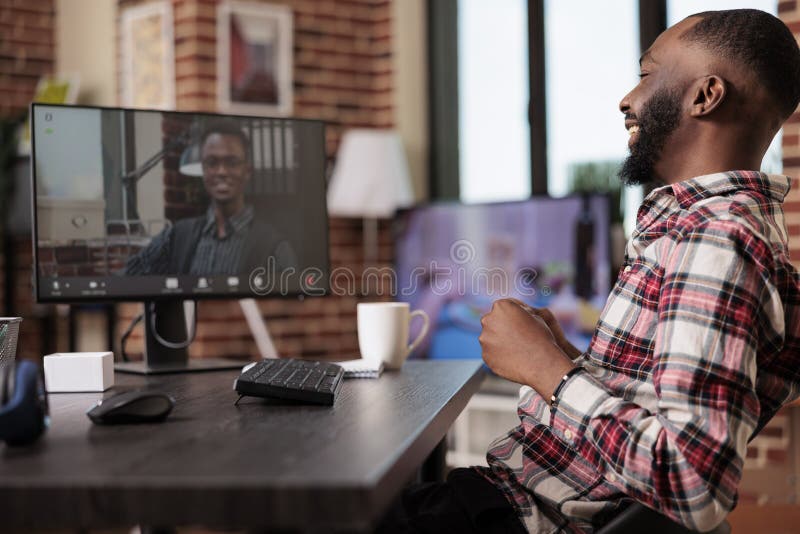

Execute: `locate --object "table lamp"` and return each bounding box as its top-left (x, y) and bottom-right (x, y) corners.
top-left (327, 129), bottom-right (414, 262)
top-left (178, 142), bottom-right (203, 176)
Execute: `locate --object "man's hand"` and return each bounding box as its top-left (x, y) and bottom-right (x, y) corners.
top-left (507, 300), bottom-right (584, 360)
top-left (479, 299), bottom-right (575, 400)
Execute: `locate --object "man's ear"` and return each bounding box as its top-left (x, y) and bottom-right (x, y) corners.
top-left (690, 75), bottom-right (727, 117)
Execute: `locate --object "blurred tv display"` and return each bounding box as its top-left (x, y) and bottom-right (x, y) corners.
top-left (395, 196), bottom-right (611, 359)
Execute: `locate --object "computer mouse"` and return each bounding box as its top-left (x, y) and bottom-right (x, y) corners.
top-left (86, 390), bottom-right (175, 425)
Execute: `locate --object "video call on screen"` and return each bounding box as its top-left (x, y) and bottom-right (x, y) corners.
top-left (31, 104), bottom-right (329, 301)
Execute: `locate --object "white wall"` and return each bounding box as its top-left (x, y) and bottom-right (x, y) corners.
top-left (392, 0), bottom-right (429, 202)
top-left (56, 0), bottom-right (117, 106)
top-left (134, 112), bottom-right (167, 229)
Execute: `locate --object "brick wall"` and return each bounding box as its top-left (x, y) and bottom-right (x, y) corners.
top-left (782, 0), bottom-right (800, 267)
top-left (0, 0), bottom-right (63, 362)
top-left (117, 0), bottom-right (395, 361)
top-left (160, 113), bottom-right (207, 221)
top-left (0, 0), bottom-right (55, 118)
top-left (740, 411), bottom-right (797, 505)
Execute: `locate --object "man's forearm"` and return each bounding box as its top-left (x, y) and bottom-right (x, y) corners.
top-left (520, 342), bottom-right (576, 401)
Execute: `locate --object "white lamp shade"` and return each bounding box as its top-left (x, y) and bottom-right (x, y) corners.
top-left (327, 129), bottom-right (414, 218)
top-left (179, 143), bottom-right (203, 177)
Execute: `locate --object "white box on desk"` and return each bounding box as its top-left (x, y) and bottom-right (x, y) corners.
top-left (43, 352), bottom-right (114, 392)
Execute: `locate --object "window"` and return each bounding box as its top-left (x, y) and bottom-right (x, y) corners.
top-left (545, 0), bottom-right (639, 196)
top-left (438, 0), bottom-right (661, 231)
top-left (458, 0), bottom-right (531, 203)
top-left (544, 0), bottom-right (641, 232)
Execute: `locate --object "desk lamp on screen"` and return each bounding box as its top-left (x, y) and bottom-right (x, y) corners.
top-left (30, 103), bottom-right (330, 374)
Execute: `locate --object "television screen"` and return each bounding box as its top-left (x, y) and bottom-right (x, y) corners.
top-left (394, 196), bottom-right (611, 359)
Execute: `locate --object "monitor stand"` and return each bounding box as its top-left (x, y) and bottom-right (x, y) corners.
top-left (115, 300), bottom-right (245, 375)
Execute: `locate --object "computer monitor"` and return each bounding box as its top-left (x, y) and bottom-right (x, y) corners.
top-left (30, 103), bottom-right (329, 373)
top-left (394, 195), bottom-right (611, 359)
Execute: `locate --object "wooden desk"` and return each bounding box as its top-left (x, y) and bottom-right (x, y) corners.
top-left (0, 360), bottom-right (485, 532)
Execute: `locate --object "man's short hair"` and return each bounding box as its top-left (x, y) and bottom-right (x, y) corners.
top-left (199, 118), bottom-right (250, 157)
top-left (680, 9), bottom-right (800, 120)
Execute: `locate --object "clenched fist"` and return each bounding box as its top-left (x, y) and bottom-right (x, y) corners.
top-left (508, 300), bottom-right (584, 360)
top-left (479, 299), bottom-right (576, 400)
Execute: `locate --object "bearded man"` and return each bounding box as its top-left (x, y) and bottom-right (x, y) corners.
top-left (380, 9), bottom-right (800, 534)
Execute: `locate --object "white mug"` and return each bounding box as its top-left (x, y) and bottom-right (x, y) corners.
top-left (357, 302), bottom-right (430, 370)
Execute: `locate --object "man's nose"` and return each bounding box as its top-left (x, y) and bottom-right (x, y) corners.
top-left (619, 91), bottom-right (632, 115)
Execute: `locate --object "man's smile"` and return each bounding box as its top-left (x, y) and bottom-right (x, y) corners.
top-left (625, 120), bottom-right (640, 147)
top-left (210, 179), bottom-right (234, 193)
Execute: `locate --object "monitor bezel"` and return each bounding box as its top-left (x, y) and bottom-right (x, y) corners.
top-left (30, 102), bottom-right (331, 304)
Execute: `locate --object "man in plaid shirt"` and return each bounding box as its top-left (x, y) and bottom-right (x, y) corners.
top-left (379, 8), bottom-right (800, 534)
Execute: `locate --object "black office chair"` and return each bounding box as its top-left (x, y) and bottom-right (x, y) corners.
top-left (596, 502), bottom-right (731, 534)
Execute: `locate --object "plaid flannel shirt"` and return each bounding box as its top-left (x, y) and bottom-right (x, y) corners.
top-left (479, 171), bottom-right (800, 533)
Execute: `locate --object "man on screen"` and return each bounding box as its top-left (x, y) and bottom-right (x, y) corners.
top-left (379, 9), bottom-right (800, 533)
top-left (125, 119), bottom-right (296, 277)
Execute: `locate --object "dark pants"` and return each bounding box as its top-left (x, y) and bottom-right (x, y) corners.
top-left (376, 468), bottom-right (528, 534)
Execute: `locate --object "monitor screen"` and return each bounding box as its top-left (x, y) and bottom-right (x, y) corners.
top-left (31, 104), bottom-right (329, 302)
top-left (394, 196), bottom-right (611, 359)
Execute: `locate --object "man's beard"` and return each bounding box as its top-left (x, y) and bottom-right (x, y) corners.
top-left (618, 87), bottom-right (683, 187)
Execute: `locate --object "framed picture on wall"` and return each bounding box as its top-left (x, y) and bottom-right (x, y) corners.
top-left (217, 1), bottom-right (293, 117)
top-left (120, 1), bottom-right (176, 110)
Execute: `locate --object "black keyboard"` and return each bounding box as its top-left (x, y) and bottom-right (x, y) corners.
top-left (234, 359), bottom-right (345, 406)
